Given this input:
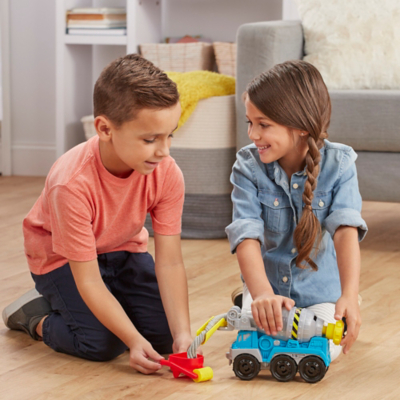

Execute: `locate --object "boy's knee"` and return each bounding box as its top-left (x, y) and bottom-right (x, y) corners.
top-left (82, 330), bottom-right (127, 361)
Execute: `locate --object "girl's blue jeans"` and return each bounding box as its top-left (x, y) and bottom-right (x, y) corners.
top-left (32, 251), bottom-right (173, 361)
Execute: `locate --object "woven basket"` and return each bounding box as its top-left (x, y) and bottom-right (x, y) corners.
top-left (81, 115), bottom-right (96, 140)
top-left (213, 42), bottom-right (236, 77)
top-left (139, 42), bottom-right (215, 72)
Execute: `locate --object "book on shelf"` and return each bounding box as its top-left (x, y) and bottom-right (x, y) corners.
top-left (67, 28), bottom-right (127, 36)
top-left (67, 21), bottom-right (127, 28)
top-left (66, 7), bottom-right (126, 29)
top-left (67, 8), bottom-right (126, 15)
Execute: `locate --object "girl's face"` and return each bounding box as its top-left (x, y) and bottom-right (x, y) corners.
top-left (245, 97), bottom-right (307, 174)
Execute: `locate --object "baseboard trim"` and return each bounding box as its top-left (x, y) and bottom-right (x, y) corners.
top-left (12, 143), bottom-right (56, 176)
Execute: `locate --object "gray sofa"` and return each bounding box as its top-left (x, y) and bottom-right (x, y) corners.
top-left (236, 20), bottom-right (400, 202)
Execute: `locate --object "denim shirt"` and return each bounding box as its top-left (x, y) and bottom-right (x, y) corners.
top-left (225, 140), bottom-right (368, 308)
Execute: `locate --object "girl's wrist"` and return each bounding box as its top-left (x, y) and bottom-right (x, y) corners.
top-left (340, 290), bottom-right (359, 300)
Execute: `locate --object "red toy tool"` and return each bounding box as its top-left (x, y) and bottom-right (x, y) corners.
top-left (160, 352), bottom-right (213, 382)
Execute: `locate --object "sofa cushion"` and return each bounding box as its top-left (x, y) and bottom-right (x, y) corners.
top-left (295, 0), bottom-right (400, 89)
top-left (356, 152), bottom-right (400, 202)
top-left (328, 90), bottom-right (400, 152)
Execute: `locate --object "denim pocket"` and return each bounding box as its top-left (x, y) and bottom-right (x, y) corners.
top-left (258, 191), bottom-right (292, 233)
top-left (312, 191), bottom-right (333, 221)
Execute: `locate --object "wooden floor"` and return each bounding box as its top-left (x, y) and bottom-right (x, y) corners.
top-left (0, 176), bottom-right (399, 400)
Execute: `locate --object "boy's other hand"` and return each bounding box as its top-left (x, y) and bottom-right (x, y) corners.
top-left (251, 293), bottom-right (295, 336)
top-left (129, 335), bottom-right (164, 374)
top-left (172, 332), bottom-right (197, 354)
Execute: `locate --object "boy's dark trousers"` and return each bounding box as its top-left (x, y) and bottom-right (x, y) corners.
top-left (32, 251), bottom-right (173, 361)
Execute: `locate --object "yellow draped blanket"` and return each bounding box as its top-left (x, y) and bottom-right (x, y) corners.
top-left (166, 71), bottom-right (235, 129)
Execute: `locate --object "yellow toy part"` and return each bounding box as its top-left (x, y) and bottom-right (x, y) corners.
top-left (322, 320), bottom-right (345, 345)
top-left (193, 367), bottom-right (214, 383)
top-left (196, 316), bottom-right (215, 336)
top-left (197, 317), bottom-right (227, 345)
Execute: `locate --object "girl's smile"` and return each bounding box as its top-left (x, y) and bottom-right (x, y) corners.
top-left (256, 144), bottom-right (271, 154)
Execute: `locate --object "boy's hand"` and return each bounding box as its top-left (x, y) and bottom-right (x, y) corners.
top-left (334, 294), bottom-right (361, 354)
top-left (251, 293), bottom-right (295, 336)
top-left (129, 335), bottom-right (164, 374)
top-left (172, 332), bottom-right (195, 354)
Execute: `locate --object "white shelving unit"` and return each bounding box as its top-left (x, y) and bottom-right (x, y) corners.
top-left (54, 0), bottom-right (283, 161)
top-left (55, 0), bottom-right (162, 158)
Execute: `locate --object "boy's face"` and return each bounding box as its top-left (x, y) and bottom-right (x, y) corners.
top-left (96, 102), bottom-right (181, 177)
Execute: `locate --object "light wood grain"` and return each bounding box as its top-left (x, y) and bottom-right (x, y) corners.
top-left (0, 176), bottom-right (399, 400)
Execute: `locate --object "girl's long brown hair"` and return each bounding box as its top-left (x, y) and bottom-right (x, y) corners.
top-left (246, 60), bottom-right (331, 270)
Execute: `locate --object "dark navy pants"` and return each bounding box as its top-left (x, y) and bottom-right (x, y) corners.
top-left (32, 251), bottom-right (173, 361)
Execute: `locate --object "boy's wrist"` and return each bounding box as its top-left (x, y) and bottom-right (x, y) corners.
top-left (124, 330), bottom-right (143, 349)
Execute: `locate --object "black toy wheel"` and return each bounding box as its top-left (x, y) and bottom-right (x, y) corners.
top-left (233, 354), bottom-right (261, 380)
top-left (298, 356), bottom-right (326, 383)
top-left (270, 355), bottom-right (298, 382)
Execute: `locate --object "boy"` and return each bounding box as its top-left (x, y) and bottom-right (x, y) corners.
top-left (2, 54), bottom-right (192, 375)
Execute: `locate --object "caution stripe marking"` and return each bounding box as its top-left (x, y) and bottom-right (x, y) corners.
top-left (291, 308), bottom-right (302, 340)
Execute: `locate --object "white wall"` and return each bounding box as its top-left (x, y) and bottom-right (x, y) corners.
top-left (10, 0), bottom-right (56, 175)
top-left (0, 28), bottom-right (2, 122)
top-left (162, 0), bottom-right (282, 42)
top-left (8, 0), bottom-right (284, 176)
top-left (282, 0), bottom-right (299, 20)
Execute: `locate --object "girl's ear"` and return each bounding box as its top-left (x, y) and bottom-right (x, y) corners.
top-left (294, 130), bottom-right (309, 139)
top-left (94, 116), bottom-right (113, 141)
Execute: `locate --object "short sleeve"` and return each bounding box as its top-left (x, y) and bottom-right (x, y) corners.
top-left (225, 150), bottom-right (265, 253)
top-left (323, 150), bottom-right (368, 241)
top-left (150, 161), bottom-right (185, 235)
top-left (48, 185), bottom-right (97, 261)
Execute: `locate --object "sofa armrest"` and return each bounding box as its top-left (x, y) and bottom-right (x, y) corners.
top-left (236, 20), bottom-right (304, 150)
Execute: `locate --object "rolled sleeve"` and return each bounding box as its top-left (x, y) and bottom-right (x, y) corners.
top-left (225, 149), bottom-right (265, 253)
top-left (324, 208), bottom-right (367, 241)
top-left (322, 150), bottom-right (368, 241)
top-left (226, 218), bottom-right (265, 253)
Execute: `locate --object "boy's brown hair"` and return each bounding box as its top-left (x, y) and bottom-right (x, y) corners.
top-left (246, 60), bottom-right (331, 271)
top-left (94, 53), bottom-right (179, 127)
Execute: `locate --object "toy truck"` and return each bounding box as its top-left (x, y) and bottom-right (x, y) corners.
top-left (187, 305), bottom-right (344, 383)
top-left (227, 330), bottom-right (331, 383)
top-left (224, 306), bottom-right (343, 383)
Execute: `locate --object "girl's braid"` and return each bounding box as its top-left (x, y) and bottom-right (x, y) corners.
top-left (294, 135), bottom-right (322, 270)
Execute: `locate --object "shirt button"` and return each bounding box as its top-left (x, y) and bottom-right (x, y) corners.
top-left (291, 248), bottom-right (296, 254)
top-left (319, 200), bottom-right (324, 207)
top-left (292, 183), bottom-right (299, 189)
top-left (282, 276), bottom-right (288, 283)
top-left (274, 200), bottom-right (279, 206)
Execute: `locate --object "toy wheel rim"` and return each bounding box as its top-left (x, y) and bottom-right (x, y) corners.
top-left (233, 354), bottom-right (260, 381)
top-left (299, 356), bottom-right (326, 383)
top-left (270, 355), bottom-right (297, 382)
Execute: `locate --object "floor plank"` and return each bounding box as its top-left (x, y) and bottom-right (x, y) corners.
top-left (0, 176), bottom-right (399, 399)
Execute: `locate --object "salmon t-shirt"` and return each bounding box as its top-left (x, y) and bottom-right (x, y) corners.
top-left (23, 135), bottom-right (185, 275)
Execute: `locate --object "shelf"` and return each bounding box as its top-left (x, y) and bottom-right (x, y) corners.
top-left (64, 34), bottom-right (127, 46)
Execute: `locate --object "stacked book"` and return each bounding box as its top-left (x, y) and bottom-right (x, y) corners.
top-left (66, 8), bottom-right (127, 36)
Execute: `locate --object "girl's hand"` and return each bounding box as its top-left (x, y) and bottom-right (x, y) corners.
top-left (334, 294), bottom-right (361, 354)
top-left (129, 335), bottom-right (164, 374)
top-left (172, 332), bottom-right (196, 354)
top-left (251, 293), bottom-right (295, 335)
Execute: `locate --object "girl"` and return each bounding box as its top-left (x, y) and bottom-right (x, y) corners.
top-left (226, 60), bottom-right (367, 360)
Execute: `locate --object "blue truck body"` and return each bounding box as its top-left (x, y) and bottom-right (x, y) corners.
top-left (228, 330), bottom-right (332, 382)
